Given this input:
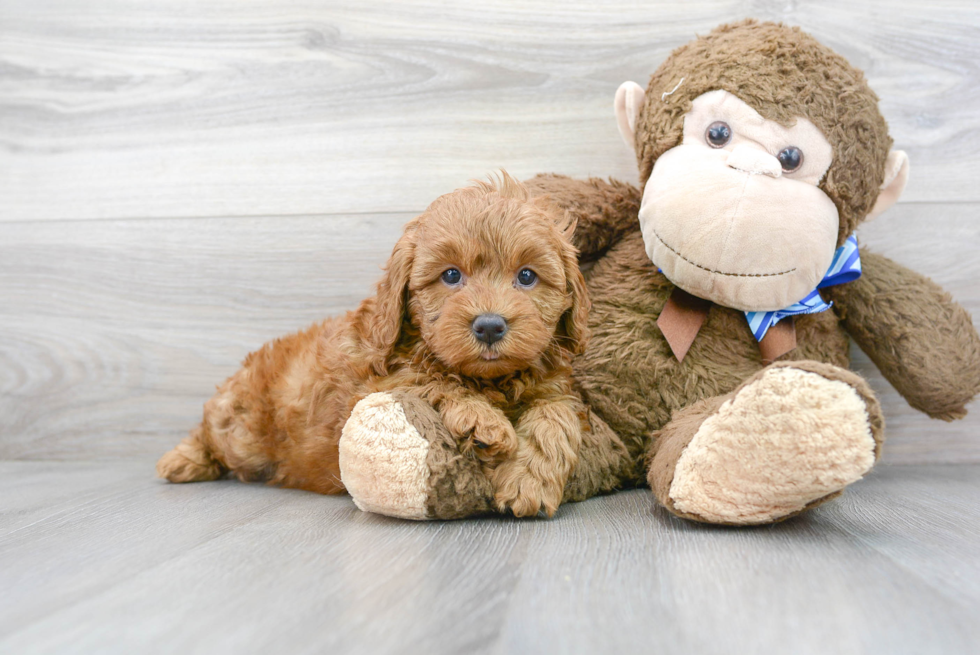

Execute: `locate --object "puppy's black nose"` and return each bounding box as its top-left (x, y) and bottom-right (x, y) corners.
top-left (472, 314), bottom-right (508, 345)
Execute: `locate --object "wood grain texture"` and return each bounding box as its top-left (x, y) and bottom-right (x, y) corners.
top-left (0, 212), bottom-right (409, 459)
top-left (1, 202), bottom-right (978, 462)
top-left (0, 461), bottom-right (977, 654)
top-left (1, 0), bottom-right (979, 221)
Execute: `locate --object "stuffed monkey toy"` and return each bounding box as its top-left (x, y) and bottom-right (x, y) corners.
top-left (338, 20), bottom-right (980, 524)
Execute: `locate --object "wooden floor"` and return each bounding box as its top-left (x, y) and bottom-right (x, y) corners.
top-left (1, 461), bottom-right (978, 654)
top-left (2, 1), bottom-right (980, 653)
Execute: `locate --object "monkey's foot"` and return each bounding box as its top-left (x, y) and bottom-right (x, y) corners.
top-left (338, 391), bottom-right (494, 520)
top-left (648, 361), bottom-right (884, 525)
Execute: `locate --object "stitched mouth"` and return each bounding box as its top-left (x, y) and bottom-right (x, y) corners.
top-left (651, 227), bottom-right (796, 278)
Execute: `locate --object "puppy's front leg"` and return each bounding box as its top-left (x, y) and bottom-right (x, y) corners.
top-left (491, 400), bottom-right (583, 518)
top-left (437, 393), bottom-right (518, 463)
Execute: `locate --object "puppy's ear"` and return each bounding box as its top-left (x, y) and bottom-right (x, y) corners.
top-left (556, 208), bottom-right (578, 240)
top-left (557, 236), bottom-right (590, 355)
top-left (534, 196), bottom-right (578, 239)
top-left (357, 221), bottom-right (417, 372)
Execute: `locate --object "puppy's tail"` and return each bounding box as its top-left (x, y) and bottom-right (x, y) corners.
top-left (156, 426), bottom-right (226, 483)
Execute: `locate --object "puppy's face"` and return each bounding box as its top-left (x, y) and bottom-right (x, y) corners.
top-left (406, 183), bottom-right (586, 378)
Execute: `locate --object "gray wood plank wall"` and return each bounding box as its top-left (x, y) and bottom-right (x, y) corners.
top-left (2, 0), bottom-right (979, 463)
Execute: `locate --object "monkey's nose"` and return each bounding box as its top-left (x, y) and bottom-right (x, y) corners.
top-left (726, 144), bottom-right (782, 178)
top-left (472, 314), bottom-right (508, 345)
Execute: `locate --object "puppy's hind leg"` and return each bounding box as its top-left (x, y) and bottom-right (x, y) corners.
top-left (158, 378), bottom-right (280, 485)
top-left (157, 425), bottom-right (226, 483)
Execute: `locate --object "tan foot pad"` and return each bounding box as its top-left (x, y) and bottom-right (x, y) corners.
top-left (339, 392), bottom-right (431, 520)
top-left (669, 367), bottom-right (876, 524)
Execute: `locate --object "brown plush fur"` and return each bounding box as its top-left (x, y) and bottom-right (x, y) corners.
top-left (157, 173), bottom-right (591, 517)
top-left (524, 175), bottom-right (641, 264)
top-left (570, 227), bottom-right (850, 460)
top-left (825, 252), bottom-right (980, 420)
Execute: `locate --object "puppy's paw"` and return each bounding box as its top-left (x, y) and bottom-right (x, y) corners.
top-left (491, 461), bottom-right (563, 518)
top-left (441, 402), bottom-right (517, 463)
top-left (157, 435), bottom-right (224, 483)
top-left (469, 415), bottom-right (518, 463)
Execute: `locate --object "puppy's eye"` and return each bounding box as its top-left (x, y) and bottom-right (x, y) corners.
top-left (515, 268), bottom-right (537, 288)
top-left (705, 121), bottom-right (732, 148)
top-left (441, 268), bottom-right (462, 286)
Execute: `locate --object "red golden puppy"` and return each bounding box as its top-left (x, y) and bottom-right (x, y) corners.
top-left (157, 172), bottom-right (590, 516)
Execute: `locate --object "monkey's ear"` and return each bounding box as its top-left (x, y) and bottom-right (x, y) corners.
top-left (614, 81), bottom-right (646, 153)
top-left (866, 150), bottom-right (910, 221)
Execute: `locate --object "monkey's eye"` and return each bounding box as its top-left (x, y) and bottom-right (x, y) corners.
top-left (515, 268), bottom-right (537, 288)
top-left (777, 146), bottom-right (804, 173)
top-left (705, 121), bottom-right (732, 148)
top-left (441, 268), bottom-right (462, 286)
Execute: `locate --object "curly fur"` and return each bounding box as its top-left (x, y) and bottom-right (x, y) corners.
top-left (157, 172), bottom-right (590, 517)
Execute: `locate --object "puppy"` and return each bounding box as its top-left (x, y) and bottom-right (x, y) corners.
top-left (157, 172), bottom-right (590, 517)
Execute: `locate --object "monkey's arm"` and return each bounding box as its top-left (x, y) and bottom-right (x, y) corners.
top-left (373, 375), bottom-right (518, 461)
top-left (826, 249), bottom-right (980, 420)
top-left (524, 174), bottom-right (641, 261)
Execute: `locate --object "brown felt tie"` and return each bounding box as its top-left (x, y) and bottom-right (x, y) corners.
top-left (657, 287), bottom-right (798, 363)
top-left (656, 287), bottom-right (711, 363)
top-left (758, 317), bottom-right (797, 363)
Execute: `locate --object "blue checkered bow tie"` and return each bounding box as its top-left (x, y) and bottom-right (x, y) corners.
top-left (745, 234), bottom-right (862, 341)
